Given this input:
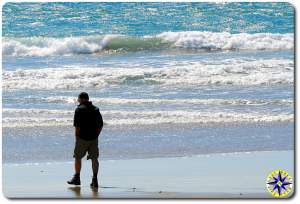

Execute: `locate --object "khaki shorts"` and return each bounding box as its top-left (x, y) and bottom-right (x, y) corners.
top-left (73, 137), bottom-right (99, 160)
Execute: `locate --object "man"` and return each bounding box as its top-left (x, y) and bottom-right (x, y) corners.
top-left (67, 92), bottom-right (103, 188)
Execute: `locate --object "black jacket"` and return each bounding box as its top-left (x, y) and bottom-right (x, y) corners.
top-left (73, 101), bottom-right (103, 141)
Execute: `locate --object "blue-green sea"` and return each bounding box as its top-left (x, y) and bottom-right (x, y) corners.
top-left (2, 2), bottom-right (294, 163)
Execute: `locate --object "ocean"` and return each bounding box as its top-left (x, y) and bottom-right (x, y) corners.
top-left (2, 2), bottom-right (294, 163)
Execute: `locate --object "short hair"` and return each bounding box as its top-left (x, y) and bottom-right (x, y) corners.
top-left (78, 92), bottom-right (89, 100)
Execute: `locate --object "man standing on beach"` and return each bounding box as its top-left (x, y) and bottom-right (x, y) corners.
top-left (67, 92), bottom-right (103, 188)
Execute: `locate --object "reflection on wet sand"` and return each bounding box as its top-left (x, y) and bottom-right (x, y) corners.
top-left (91, 186), bottom-right (99, 198)
top-left (68, 186), bottom-right (100, 198)
top-left (68, 187), bottom-right (81, 197)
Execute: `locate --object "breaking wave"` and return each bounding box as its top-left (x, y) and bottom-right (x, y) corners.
top-left (2, 58), bottom-right (294, 89)
top-left (3, 31), bottom-right (293, 56)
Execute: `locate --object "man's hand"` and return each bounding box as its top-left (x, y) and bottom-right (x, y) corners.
top-left (75, 127), bottom-right (80, 140)
top-left (96, 128), bottom-right (102, 136)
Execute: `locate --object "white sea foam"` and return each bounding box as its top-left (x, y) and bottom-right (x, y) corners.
top-left (18, 96), bottom-right (293, 106)
top-left (2, 108), bottom-right (294, 128)
top-left (3, 31), bottom-right (293, 57)
top-left (157, 31), bottom-right (294, 50)
top-left (2, 58), bottom-right (294, 89)
top-left (3, 35), bottom-right (120, 57)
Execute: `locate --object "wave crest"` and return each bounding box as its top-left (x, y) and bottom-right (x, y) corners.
top-left (3, 31), bottom-right (293, 56)
top-left (158, 31), bottom-right (293, 50)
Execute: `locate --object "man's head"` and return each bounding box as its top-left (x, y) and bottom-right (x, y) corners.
top-left (77, 92), bottom-right (89, 104)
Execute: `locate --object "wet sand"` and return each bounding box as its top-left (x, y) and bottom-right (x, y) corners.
top-left (3, 151), bottom-right (294, 198)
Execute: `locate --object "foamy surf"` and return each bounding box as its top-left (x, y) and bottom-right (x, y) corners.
top-left (2, 58), bottom-right (294, 90)
top-left (3, 31), bottom-right (293, 57)
top-left (6, 97), bottom-right (293, 106)
top-left (2, 108), bottom-right (293, 128)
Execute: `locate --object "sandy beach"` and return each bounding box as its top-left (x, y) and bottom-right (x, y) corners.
top-left (3, 150), bottom-right (293, 198)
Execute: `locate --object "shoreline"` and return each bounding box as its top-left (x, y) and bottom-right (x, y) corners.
top-left (3, 150), bottom-right (294, 198)
top-left (2, 149), bottom-right (293, 166)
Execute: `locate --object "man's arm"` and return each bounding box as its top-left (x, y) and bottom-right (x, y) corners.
top-left (74, 108), bottom-right (81, 139)
top-left (75, 127), bottom-right (80, 139)
top-left (95, 109), bottom-right (103, 136)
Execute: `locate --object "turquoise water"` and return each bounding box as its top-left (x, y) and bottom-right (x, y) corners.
top-left (2, 2), bottom-right (294, 163)
top-left (3, 2), bottom-right (294, 37)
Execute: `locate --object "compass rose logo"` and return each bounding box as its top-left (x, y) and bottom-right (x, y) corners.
top-left (266, 170), bottom-right (293, 198)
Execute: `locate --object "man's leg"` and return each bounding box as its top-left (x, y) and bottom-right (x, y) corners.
top-left (67, 158), bottom-right (81, 185)
top-left (75, 158), bottom-right (82, 175)
top-left (89, 138), bottom-right (99, 188)
top-left (90, 158), bottom-right (99, 188)
top-left (91, 159), bottom-right (99, 178)
top-left (68, 138), bottom-right (87, 185)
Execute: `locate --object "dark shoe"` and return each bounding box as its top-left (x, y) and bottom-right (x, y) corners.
top-left (67, 174), bottom-right (81, 185)
top-left (90, 177), bottom-right (98, 188)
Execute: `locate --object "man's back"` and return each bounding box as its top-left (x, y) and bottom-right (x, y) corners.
top-left (73, 101), bottom-right (103, 141)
